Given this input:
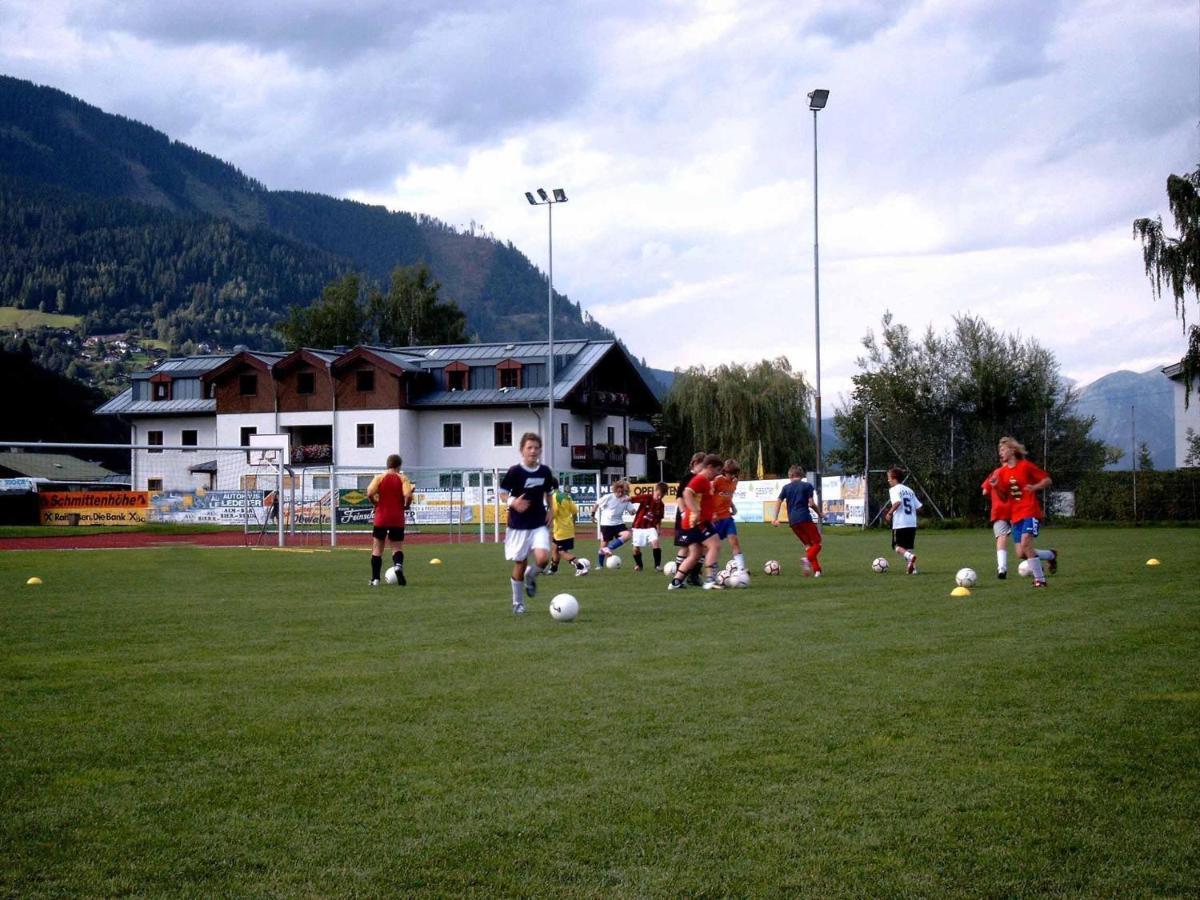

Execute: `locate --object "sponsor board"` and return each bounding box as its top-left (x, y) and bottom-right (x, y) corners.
top-left (147, 489), bottom-right (269, 525)
top-left (0, 477), bottom-right (37, 493)
top-left (39, 490), bottom-right (150, 526)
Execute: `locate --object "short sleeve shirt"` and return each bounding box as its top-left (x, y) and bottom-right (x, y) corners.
top-left (1003, 459), bottom-right (1049, 521)
top-left (778, 480), bottom-right (815, 524)
top-left (712, 475), bottom-right (736, 520)
top-left (500, 463), bottom-right (553, 530)
top-left (682, 474), bottom-right (713, 529)
top-left (888, 483), bottom-right (922, 529)
top-left (982, 467), bottom-right (1012, 522)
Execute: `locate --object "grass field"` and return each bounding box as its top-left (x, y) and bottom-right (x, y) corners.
top-left (2, 526), bottom-right (1197, 897)
top-left (0, 307), bottom-right (82, 330)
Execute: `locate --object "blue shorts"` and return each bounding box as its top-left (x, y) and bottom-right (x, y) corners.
top-left (1012, 517), bottom-right (1040, 542)
top-left (713, 517), bottom-right (738, 539)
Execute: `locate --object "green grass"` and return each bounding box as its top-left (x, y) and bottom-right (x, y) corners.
top-left (0, 307), bottom-right (82, 330)
top-left (2, 527), bottom-right (1197, 897)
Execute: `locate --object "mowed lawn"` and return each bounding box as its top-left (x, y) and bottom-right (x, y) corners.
top-left (2, 526), bottom-right (1197, 897)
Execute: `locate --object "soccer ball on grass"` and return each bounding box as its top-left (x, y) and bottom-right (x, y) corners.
top-left (871, 557), bottom-right (889, 574)
top-left (1017, 559), bottom-right (1033, 578)
top-left (955, 567), bottom-right (978, 588)
top-left (383, 567), bottom-right (400, 585)
top-left (549, 593), bottom-right (579, 622)
top-left (662, 560), bottom-right (678, 577)
top-left (763, 560), bottom-right (781, 575)
top-left (728, 571), bottom-right (750, 589)
top-left (605, 554), bottom-right (622, 570)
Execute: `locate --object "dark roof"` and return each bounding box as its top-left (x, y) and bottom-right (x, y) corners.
top-left (0, 452), bottom-right (119, 481)
top-left (96, 389), bottom-right (216, 416)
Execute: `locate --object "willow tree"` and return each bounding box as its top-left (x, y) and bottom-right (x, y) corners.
top-left (1134, 165), bottom-right (1200, 404)
top-left (660, 357), bottom-right (814, 477)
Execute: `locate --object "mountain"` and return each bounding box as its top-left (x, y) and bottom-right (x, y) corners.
top-left (1073, 368), bottom-right (1174, 470)
top-left (0, 74), bottom-right (612, 348)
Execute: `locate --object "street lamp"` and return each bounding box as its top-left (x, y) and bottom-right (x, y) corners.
top-left (654, 445), bottom-right (668, 482)
top-left (526, 187), bottom-right (568, 470)
top-left (807, 88), bottom-right (829, 516)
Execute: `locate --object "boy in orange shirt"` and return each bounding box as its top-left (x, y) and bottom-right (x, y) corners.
top-left (711, 459), bottom-right (747, 573)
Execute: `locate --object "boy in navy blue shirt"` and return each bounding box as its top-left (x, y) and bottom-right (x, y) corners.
top-left (771, 464), bottom-right (823, 576)
top-left (499, 432), bottom-right (554, 614)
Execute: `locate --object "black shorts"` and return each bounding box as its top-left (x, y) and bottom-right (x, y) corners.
top-left (373, 526), bottom-right (405, 542)
top-left (600, 524), bottom-right (626, 542)
top-left (891, 527), bottom-right (916, 551)
top-left (675, 523), bottom-right (716, 546)
top-left (554, 538), bottom-right (575, 552)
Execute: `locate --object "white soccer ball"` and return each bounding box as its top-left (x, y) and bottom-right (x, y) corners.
top-left (605, 554), bottom-right (622, 570)
top-left (955, 567), bottom-right (978, 588)
top-left (574, 558), bottom-right (590, 577)
top-left (383, 567), bottom-right (399, 585)
top-left (871, 557), bottom-right (889, 574)
top-left (763, 559), bottom-right (781, 576)
top-left (549, 593), bottom-right (579, 622)
top-left (715, 570), bottom-right (730, 587)
top-left (729, 571), bottom-right (750, 589)
top-left (663, 560), bottom-right (678, 577)
top-left (722, 559), bottom-right (738, 575)
top-left (1017, 559), bottom-right (1033, 578)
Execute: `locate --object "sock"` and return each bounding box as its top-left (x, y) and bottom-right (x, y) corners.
top-left (371, 555), bottom-right (382, 580)
top-left (706, 564), bottom-right (718, 580)
top-left (1028, 558), bottom-right (1046, 580)
top-left (549, 561), bottom-right (558, 573)
top-left (511, 578), bottom-right (523, 605)
top-left (734, 553), bottom-right (745, 571)
top-left (1036, 549), bottom-right (1055, 561)
top-left (527, 561), bottom-right (541, 578)
top-left (653, 548), bottom-right (662, 567)
top-left (633, 549), bottom-right (643, 567)
top-left (807, 544), bottom-right (821, 573)
top-left (674, 552), bottom-right (686, 568)
top-left (997, 549), bottom-right (1007, 572)
top-left (903, 550), bottom-right (914, 561)
top-left (392, 549), bottom-right (404, 569)
top-left (608, 537), bottom-right (625, 551)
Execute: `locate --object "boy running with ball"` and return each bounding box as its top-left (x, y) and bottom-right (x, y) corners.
top-left (498, 432), bottom-right (554, 614)
top-left (991, 436), bottom-right (1055, 588)
top-left (884, 466), bottom-right (922, 574)
top-left (772, 464), bottom-right (822, 576)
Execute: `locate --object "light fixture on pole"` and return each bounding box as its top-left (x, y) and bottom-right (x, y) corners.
top-left (807, 88), bottom-right (829, 516)
top-left (525, 186), bottom-right (568, 470)
top-left (654, 445), bottom-right (668, 482)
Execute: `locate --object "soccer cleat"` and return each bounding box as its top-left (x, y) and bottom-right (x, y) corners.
top-left (702, 578), bottom-right (722, 590)
top-left (523, 569), bottom-right (538, 598)
top-left (667, 580), bottom-right (687, 591)
top-left (394, 566), bottom-right (407, 587)
top-left (997, 570), bottom-right (1007, 580)
top-left (369, 579), bottom-right (379, 587)
top-left (1032, 580), bottom-right (1047, 589)
top-left (1048, 550), bottom-right (1058, 575)
top-left (634, 565), bottom-right (643, 572)
top-left (513, 602), bottom-right (526, 615)
top-left (687, 572), bottom-right (702, 587)
top-left (654, 565), bottom-right (662, 572)
top-left (906, 555), bottom-right (917, 575)
top-left (546, 566), bottom-right (557, 575)
top-left (813, 571), bottom-right (822, 578)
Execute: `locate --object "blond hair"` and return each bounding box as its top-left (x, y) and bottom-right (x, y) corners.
top-left (999, 436), bottom-right (1026, 459)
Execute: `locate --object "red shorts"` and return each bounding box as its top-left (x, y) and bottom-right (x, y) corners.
top-left (790, 522), bottom-right (821, 546)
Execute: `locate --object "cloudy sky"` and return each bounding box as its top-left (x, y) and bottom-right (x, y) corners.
top-left (1, 0), bottom-right (1196, 404)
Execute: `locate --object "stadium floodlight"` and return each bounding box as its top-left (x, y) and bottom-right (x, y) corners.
top-left (808, 88), bottom-right (829, 515)
top-left (654, 445), bottom-right (668, 481)
top-left (525, 187), bottom-right (570, 470)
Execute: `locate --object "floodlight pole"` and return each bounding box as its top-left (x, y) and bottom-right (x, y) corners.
top-left (526, 188), bottom-right (568, 470)
top-left (808, 89), bottom-right (829, 517)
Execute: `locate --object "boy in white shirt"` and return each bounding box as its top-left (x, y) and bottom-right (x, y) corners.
top-left (884, 466), bottom-right (922, 575)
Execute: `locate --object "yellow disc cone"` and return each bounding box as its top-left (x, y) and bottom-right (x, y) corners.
top-left (25, 576), bottom-right (43, 585)
top-left (950, 586), bottom-right (971, 597)
top-left (1145, 558), bottom-right (1161, 566)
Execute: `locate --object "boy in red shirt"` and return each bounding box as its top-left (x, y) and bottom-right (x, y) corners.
top-left (983, 442), bottom-right (1058, 580)
top-left (667, 454), bottom-right (723, 590)
top-left (990, 436), bottom-right (1055, 588)
top-left (366, 453), bottom-right (415, 586)
top-left (630, 482), bottom-right (667, 572)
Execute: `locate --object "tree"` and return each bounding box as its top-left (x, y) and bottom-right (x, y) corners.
top-left (278, 273), bottom-right (372, 349)
top-left (1134, 165), bottom-right (1200, 404)
top-left (660, 358), bottom-right (814, 477)
top-left (1183, 427), bottom-right (1200, 467)
top-left (372, 264), bottom-right (467, 346)
top-left (1104, 445), bottom-right (1126, 467)
top-left (1136, 441), bottom-right (1155, 471)
top-left (828, 313), bottom-right (1106, 520)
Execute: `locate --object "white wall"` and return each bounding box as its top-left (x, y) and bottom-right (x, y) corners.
top-left (416, 407), bottom-right (547, 471)
top-left (1172, 379), bottom-right (1200, 466)
top-left (333, 409), bottom-right (419, 470)
top-left (129, 416), bottom-right (219, 491)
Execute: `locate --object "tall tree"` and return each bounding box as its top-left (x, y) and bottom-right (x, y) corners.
top-left (660, 358), bottom-right (814, 477)
top-left (829, 313), bottom-right (1105, 520)
top-left (278, 273), bottom-right (373, 349)
top-left (372, 264), bottom-right (467, 346)
top-left (1134, 165), bottom-right (1200, 403)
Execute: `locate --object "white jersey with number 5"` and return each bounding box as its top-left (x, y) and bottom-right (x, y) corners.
top-left (888, 483), bottom-right (922, 529)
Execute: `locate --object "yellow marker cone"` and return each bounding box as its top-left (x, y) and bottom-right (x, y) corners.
top-left (430, 558), bottom-right (442, 565)
top-left (1146, 558), bottom-right (1161, 566)
top-left (26, 576), bottom-right (42, 585)
top-left (950, 586), bottom-right (971, 597)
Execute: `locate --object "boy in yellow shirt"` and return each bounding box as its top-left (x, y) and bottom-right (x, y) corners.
top-left (548, 478), bottom-right (588, 575)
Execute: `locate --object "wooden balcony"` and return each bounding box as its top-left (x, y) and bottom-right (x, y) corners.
top-left (570, 444), bottom-right (627, 469)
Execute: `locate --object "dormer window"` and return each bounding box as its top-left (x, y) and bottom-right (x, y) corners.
top-left (356, 370), bottom-right (375, 392)
top-left (445, 362), bottom-right (468, 391)
top-left (239, 373), bottom-right (257, 396)
top-left (152, 382), bottom-right (170, 401)
top-left (497, 359), bottom-right (522, 389)
top-left (297, 372), bottom-right (315, 395)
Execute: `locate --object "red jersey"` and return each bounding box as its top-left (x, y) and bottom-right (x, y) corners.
top-left (371, 472), bottom-right (408, 527)
top-left (1001, 459), bottom-right (1049, 522)
top-left (711, 474), bottom-right (736, 520)
top-left (682, 473), bottom-right (714, 529)
top-left (982, 467), bottom-right (1012, 522)
top-left (632, 495), bottom-right (665, 529)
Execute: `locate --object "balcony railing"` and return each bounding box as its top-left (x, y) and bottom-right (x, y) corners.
top-left (570, 444), bottom-right (627, 469)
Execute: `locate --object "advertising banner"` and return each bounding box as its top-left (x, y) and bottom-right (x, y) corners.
top-left (39, 490), bottom-right (150, 526)
top-left (336, 489), bottom-right (375, 525)
top-left (0, 477), bottom-right (37, 493)
top-left (147, 489), bottom-right (269, 525)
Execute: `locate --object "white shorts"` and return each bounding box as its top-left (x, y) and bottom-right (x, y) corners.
top-left (504, 526), bottom-right (551, 561)
top-left (632, 527), bottom-right (659, 547)
top-left (992, 520), bottom-right (1011, 538)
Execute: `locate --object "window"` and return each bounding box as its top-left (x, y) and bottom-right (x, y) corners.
top-left (447, 368), bottom-right (467, 391)
top-left (443, 423), bottom-right (462, 448)
top-left (297, 372), bottom-right (315, 395)
top-left (239, 373), bottom-right (257, 396)
top-left (313, 476), bottom-right (330, 490)
top-left (499, 366), bottom-right (520, 389)
top-left (356, 370), bottom-right (375, 392)
top-left (147, 478), bottom-right (163, 492)
top-left (152, 381), bottom-right (170, 401)
top-left (607, 426), bottom-right (616, 445)
top-left (240, 426), bottom-right (257, 447)
top-left (181, 430), bottom-right (198, 452)
top-left (147, 430), bottom-right (163, 453)
top-left (439, 472), bottom-right (464, 489)
top-left (356, 475), bottom-right (373, 491)
top-left (494, 421), bottom-right (513, 446)
top-left (585, 423), bottom-right (594, 446)
top-left (357, 423), bottom-right (375, 448)
top-left (205, 381), bottom-right (216, 399)
top-left (561, 422), bottom-right (569, 448)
